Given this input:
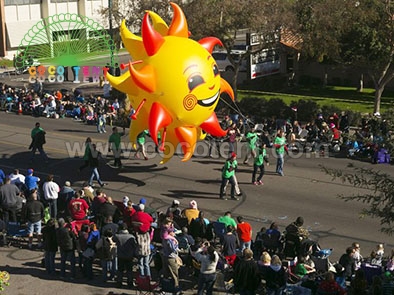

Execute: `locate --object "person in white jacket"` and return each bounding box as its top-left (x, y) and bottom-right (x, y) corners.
top-left (43, 174), bottom-right (59, 218)
top-left (193, 242), bottom-right (219, 295)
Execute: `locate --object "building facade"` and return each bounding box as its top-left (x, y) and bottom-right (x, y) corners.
top-left (0, 0), bottom-right (109, 58)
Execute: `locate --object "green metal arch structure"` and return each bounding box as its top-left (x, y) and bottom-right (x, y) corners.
top-left (15, 13), bottom-right (118, 71)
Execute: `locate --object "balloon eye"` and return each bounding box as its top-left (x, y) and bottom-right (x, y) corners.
top-left (188, 75), bottom-right (204, 91)
top-left (213, 64), bottom-right (219, 76)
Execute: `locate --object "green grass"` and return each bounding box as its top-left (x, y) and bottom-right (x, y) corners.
top-left (238, 86), bottom-right (394, 113)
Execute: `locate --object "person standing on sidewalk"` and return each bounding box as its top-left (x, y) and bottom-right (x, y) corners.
top-left (108, 127), bottom-right (123, 168)
top-left (43, 174), bottom-right (60, 219)
top-left (274, 129), bottom-right (287, 176)
top-left (236, 216), bottom-right (253, 251)
top-left (25, 190), bottom-right (45, 249)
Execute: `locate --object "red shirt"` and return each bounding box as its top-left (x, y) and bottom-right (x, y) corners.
top-left (123, 207), bottom-right (136, 228)
top-left (131, 211), bottom-right (153, 233)
top-left (237, 222), bottom-right (252, 242)
top-left (68, 198), bottom-right (89, 220)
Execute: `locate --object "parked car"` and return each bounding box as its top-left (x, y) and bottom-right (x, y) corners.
top-left (212, 51), bottom-right (247, 72)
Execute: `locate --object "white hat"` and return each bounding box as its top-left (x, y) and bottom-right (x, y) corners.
top-left (123, 196), bottom-right (129, 207)
top-left (173, 200), bottom-right (180, 206)
top-left (189, 200), bottom-right (197, 209)
top-left (139, 203), bottom-right (145, 211)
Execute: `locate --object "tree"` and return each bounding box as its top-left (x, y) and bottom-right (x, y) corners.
top-left (182, 0), bottom-right (291, 97)
top-left (291, 0), bottom-right (394, 114)
top-left (322, 165), bottom-right (394, 235)
top-left (98, 0), bottom-right (176, 50)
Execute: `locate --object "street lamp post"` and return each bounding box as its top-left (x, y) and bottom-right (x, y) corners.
top-left (108, 0), bottom-right (114, 69)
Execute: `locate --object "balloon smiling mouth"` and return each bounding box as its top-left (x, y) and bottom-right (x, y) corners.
top-left (197, 91), bottom-right (219, 107)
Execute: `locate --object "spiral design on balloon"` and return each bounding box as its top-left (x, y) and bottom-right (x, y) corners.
top-left (183, 94), bottom-right (197, 111)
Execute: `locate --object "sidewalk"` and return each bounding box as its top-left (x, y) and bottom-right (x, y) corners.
top-left (0, 238), bottom-right (231, 295)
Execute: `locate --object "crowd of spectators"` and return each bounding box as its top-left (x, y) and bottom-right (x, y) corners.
top-left (0, 82), bottom-right (128, 133)
top-left (1, 165), bottom-right (394, 294)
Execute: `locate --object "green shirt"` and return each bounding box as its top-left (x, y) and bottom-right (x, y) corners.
top-left (274, 135), bottom-right (286, 154)
top-left (217, 215), bottom-right (237, 228)
top-left (137, 130), bottom-right (149, 144)
top-left (109, 133), bottom-right (121, 149)
top-left (222, 159), bottom-right (237, 178)
top-left (246, 132), bottom-right (259, 149)
top-left (254, 148), bottom-right (267, 166)
top-left (31, 127), bottom-right (44, 139)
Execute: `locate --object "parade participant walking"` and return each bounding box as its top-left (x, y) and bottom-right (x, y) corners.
top-left (252, 143), bottom-right (269, 185)
top-left (88, 144), bottom-right (107, 187)
top-left (108, 127), bottom-right (122, 168)
top-left (274, 129), bottom-right (287, 176)
top-left (78, 137), bottom-right (92, 173)
top-left (134, 129), bottom-right (149, 160)
top-left (29, 122), bottom-right (49, 163)
top-left (243, 128), bottom-right (259, 164)
top-left (220, 152), bottom-right (239, 201)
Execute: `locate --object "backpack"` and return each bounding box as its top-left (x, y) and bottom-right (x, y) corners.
top-left (97, 237), bottom-right (116, 260)
top-left (176, 235), bottom-right (190, 253)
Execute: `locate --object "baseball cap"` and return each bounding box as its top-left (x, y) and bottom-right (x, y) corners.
top-left (173, 200), bottom-right (180, 206)
top-left (65, 181), bottom-right (71, 187)
top-left (27, 169), bottom-right (34, 175)
top-left (231, 152), bottom-right (237, 158)
top-left (139, 203), bottom-right (145, 211)
top-left (139, 198), bottom-right (147, 205)
top-left (329, 123), bottom-right (335, 129)
top-left (123, 196), bottom-right (129, 207)
top-left (189, 200), bottom-right (197, 209)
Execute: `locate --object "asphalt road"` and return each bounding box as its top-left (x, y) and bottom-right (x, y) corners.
top-left (0, 99), bottom-right (393, 294)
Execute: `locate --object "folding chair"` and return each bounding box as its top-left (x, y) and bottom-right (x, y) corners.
top-left (135, 274), bottom-right (160, 295)
top-left (159, 277), bottom-right (178, 295)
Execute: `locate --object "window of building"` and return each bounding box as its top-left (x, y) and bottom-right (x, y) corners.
top-left (5, 0), bottom-right (40, 5)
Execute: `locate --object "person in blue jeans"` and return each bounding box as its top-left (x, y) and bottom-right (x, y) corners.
top-left (193, 242), bottom-right (219, 295)
top-left (56, 218), bottom-right (76, 279)
top-left (88, 144), bottom-right (107, 187)
top-left (274, 129), bottom-right (287, 176)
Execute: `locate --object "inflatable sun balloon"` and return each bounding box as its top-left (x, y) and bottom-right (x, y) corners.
top-left (106, 2), bottom-right (234, 163)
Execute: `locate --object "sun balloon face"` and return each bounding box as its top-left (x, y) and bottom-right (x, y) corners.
top-left (152, 37), bottom-right (222, 125)
top-left (106, 2), bottom-right (234, 163)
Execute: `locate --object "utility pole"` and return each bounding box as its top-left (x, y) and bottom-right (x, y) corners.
top-left (108, 0), bottom-right (114, 69)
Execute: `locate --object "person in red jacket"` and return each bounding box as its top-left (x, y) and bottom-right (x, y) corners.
top-left (236, 216), bottom-right (253, 251)
top-left (68, 192), bottom-right (89, 220)
top-left (131, 203), bottom-right (153, 234)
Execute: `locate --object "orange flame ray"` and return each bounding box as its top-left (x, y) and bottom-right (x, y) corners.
top-left (168, 2), bottom-right (189, 38)
top-left (128, 63), bottom-right (156, 93)
top-left (199, 113), bottom-right (227, 137)
top-left (147, 10), bottom-right (169, 36)
top-left (220, 78), bottom-right (235, 101)
top-left (148, 102), bottom-right (173, 146)
top-left (198, 37), bottom-right (223, 53)
top-left (174, 126), bottom-right (197, 162)
top-left (142, 12), bottom-right (165, 56)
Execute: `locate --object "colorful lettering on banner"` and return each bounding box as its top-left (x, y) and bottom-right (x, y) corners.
top-left (28, 65), bottom-right (105, 83)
